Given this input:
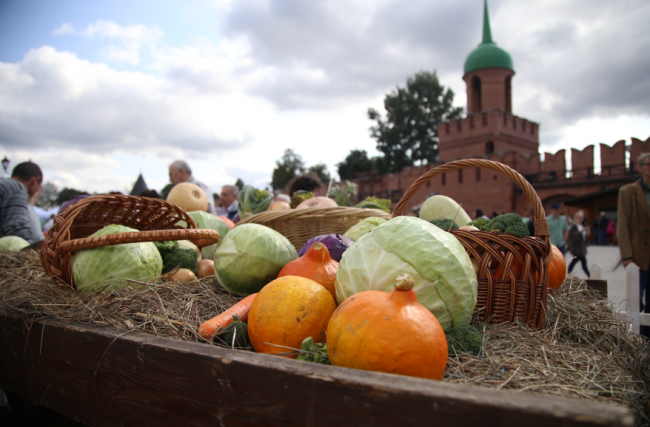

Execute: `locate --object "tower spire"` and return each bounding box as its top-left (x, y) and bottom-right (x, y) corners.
top-left (482, 0), bottom-right (493, 44)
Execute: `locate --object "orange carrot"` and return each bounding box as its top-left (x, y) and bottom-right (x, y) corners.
top-left (198, 293), bottom-right (257, 340)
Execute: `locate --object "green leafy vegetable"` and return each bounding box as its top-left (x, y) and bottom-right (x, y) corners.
top-left (296, 337), bottom-right (331, 365)
top-left (218, 315), bottom-right (251, 349)
top-left (336, 216), bottom-right (478, 331)
top-left (214, 224), bottom-right (297, 296)
top-left (357, 196), bottom-right (391, 213)
top-left (429, 218), bottom-right (460, 231)
top-left (73, 225), bottom-right (163, 294)
top-left (290, 190), bottom-right (314, 209)
top-left (468, 213), bottom-right (529, 237)
top-left (238, 185), bottom-right (274, 218)
top-left (445, 324), bottom-right (482, 356)
top-left (186, 211), bottom-right (230, 260)
top-left (344, 216), bottom-right (387, 241)
top-left (163, 248), bottom-right (198, 274)
top-left (329, 180), bottom-right (358, 207)
top-left (0, 235), bottom-right (30, 251)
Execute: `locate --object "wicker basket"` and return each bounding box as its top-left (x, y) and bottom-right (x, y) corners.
top-left (236, 206), bottom-right (391, 250)
top-left (41, 195), bottom-right (220, 288)
top-left (392, 159), bottom-right (552, 328)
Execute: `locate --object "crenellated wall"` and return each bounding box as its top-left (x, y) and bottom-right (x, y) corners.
top-left (349, 136), bottom-right (649, 218)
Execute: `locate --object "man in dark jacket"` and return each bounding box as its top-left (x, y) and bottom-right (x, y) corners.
top-left (0, 162), bottom-right (43, 243)
top-left (618, 152), bottom-right (650, 336)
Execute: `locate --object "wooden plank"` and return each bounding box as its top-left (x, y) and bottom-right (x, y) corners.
top-left (0, 315), bottom-right (633, 427)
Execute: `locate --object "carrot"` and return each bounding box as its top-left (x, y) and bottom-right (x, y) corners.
top-left (198, 293), bottom-right (257, 340)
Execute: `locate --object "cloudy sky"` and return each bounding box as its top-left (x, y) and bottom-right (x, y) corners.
top-left (1, 0), bottom-right (649, 196)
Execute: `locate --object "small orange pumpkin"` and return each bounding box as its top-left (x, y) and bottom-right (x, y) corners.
top-left (548, 244), bottom-right (566, 291)
top-left (326, 273), bottom-right (448, 380)
top-left (247, 276), bottom-right (336, 357)
top-left (277, 242), bottom-right (338, 300)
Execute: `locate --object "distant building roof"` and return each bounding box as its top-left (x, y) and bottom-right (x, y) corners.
top-left (130, 173), bottom-right (149, 196)
top-left (464, 0), bottom-right (514, 75)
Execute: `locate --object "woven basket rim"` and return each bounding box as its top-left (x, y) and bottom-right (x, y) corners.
top-left (237, 206), bottom-right (391, 223)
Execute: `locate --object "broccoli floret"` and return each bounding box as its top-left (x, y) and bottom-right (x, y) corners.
top-left (468, 217), bottom-right (490, 231)
top-left (290, 190), bottom-right (314, 208)
top-left (154, 240), bottom-right (179, 259)
top-left (162, 248), bottom-right (197, 274)
top-left (468, 214), bottom-right (528, 237)
top-left (429, 218), bottom-right (460, 231)
top-left (218, 315), bottom-right (250, 349)
top-left (357, 196), bottom-right (391, 213)
top-left (445, 325), bottom-right (482, 356)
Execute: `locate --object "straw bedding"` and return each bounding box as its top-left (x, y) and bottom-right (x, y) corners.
top-left (1, 249), bottom-right (648, 425)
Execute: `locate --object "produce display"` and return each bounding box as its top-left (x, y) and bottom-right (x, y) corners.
top-left (73, 225), bottom-right (163, 294)
top-left (0, 235), bottom-right (30, 252)
top-left (336, 216), bottom-right (478, 331)
top-left (186, 210), bottom-right (230, 260)
top-left (213, 224), bottom-right (297, 296)
top-left (356, 196), bottom-right (391, 213)
top-left (468, 213), bottom-right (529, 237)
top-left (343, 216), bottom-right (387, 241)
top-left (277, 242), bottom-right (338, 300)
top-left (290, 190), bottom-right (313, 208)
top-left (247, 275), bottom-right (336, 357)
top-left (429, 218), bottom-right (460, 230)
top-left (418, 195), bottom-right (472, 226)
top-left (297, 233), bottom-right (353, 262)
top-left (295, 196), bottom-right (338, 209)
top-left (327, 273), bottom-right (448, 380)
top-left (548, 244), bottom-right (567, 291)
top-left (237, 185), bottom-right (274, 218)
top-left (154, 240), bottom-right (198, 274)
top-left (166, 182), bottom-right (209, 212)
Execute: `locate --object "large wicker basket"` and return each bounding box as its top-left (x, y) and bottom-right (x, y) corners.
top-left (41, 195), bottom-right (220, 289)
top-left (392, 159), bottom-right (552, 328)
top-left (237, 206), bottom-right (391, 250)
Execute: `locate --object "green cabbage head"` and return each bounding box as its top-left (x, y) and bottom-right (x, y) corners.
top-left (186, 211), bottom-right (230, 260)
top-left (344, 216), bottom-right (387, 241)
top-left (72, 225), bottom-right (163, 294)
top-left (0, 235), bottom-right (30, 251)
top-left (336, 216), bottom-right (477, 331)
top-left (214, 224), bottom-right (297, 296)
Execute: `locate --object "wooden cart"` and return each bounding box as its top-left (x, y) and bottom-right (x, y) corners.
top-left (0, 314), bottom-right (633, 427)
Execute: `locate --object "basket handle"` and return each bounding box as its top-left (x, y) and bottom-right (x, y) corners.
top-left (391, 159), bottom-right (550, 242)
top-left (58, 229), bottom-right (220, 254)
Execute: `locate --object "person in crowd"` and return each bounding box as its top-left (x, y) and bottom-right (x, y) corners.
top-left (27, 190), bottom-right (44, 243)
top-left (598, 212), bottom-right (609, 245)
top-left (0, 161), bottom-right (43, 243)
top-left (57, 192), bottom-right (91, 215)
top-left (168, 160), bottom-right (215, 214)
top-left (527, 209), bottom-right (535, 236)
top-left (547, 202), bottom-right (569, 255)
top-left (216, 185), bottom-right (239, 220)
top-left (474, 208), bottom-right (488, 220)
top-left (590, 216), bottom-right (599, 244)
top-left (490, 211), bottom-right (499, 219)
top-left (617, 152), bottom-right (650, 323)
top-left (288, 174), bottom-right (323, 197)
top-left (567, 210), bottom-right (590, 278)
top-left (606, 219), bottom-right (616, 245)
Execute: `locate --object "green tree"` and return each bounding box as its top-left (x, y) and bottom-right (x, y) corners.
top-left (307, 163), bottom-right (331, 184)
top-left (235, 178), bottom-right (244, 191)
top-left (271, 149), bottom-right (305, 190)
top-left (54, 188), bottom-right (85, 206)
top-left (337, 150), bottom-right (380, 180)
top-left (368, 70), bottom-right (463, 173)
top-left (37, 182), bottom-right (59, 208)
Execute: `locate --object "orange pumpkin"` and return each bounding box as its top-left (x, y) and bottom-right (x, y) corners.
top-left (548, 244), bottom-right (566, 291)
top-left (247, 275), bottom-right (336, 357)
top-left (326, 273), bottom-right (448, 380)
top-left (277, 242), bottom-right (338, 300)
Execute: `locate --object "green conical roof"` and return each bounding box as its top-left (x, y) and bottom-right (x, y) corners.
top-left (463, 0), bottom-right (514, 75)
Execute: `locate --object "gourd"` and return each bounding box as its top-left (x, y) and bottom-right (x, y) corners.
top-left (277, 242), bottom-right (338, 300)
top-left (296, 196), bottom-right (338, 209)
top-left (247, 276), bottom-right (336, 357)
top-left (327, 273), bottom-right (448, 380)
top-left (547, 244), bottom-right (566, 291)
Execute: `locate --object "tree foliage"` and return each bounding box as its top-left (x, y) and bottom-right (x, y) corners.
top-left (368, 70), bottom-right (463, 173)
top-left (235, 178), bottom-right (244, 191)
top-left (271, 149), bottom-right (305, 190)
top-left (337, 150), bottom-right (385, 180)
top-left (54, 188), bottom-right (85, 206)
top-left (307, 163), bottom-right (331, 185)
top-left (36, 182), bottom-right (59, 208)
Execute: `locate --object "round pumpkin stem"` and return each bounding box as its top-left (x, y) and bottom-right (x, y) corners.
top-left (312, 242), bottom-right (326, 251)
top-left (395, 273), bottom-right (415, 291)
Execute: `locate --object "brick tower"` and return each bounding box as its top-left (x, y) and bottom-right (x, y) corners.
top-left (438, 0), bottom-right (539, 162)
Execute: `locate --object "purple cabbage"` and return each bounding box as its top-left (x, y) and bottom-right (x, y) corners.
top-left (298, 233), bottom-right (353, 262)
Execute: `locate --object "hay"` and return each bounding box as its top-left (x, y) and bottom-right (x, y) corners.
top-left (1, 249), bottom-right (649, 425)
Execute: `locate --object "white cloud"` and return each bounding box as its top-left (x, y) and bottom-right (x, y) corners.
top-left (52, 23), bottom-right (75, 35)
